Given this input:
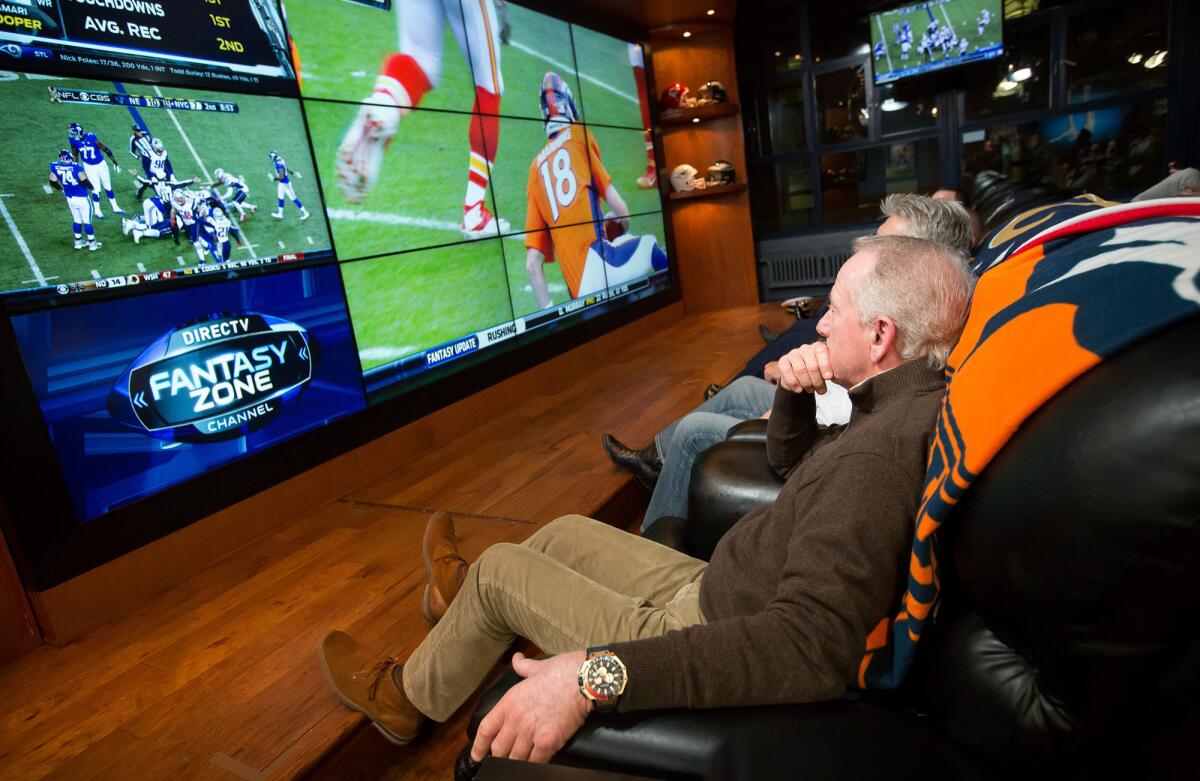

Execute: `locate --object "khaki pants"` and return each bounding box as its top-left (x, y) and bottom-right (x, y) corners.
top-left (403, 514), bottom-right (708, 721)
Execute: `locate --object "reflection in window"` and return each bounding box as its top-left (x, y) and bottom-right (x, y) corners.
top-left (877, 82), bottom-right (935, 136)
top-left (964, 19), bottom-right (1051, 121)
top-left (1066, 0), bottom-right (1168, 105)
top-left (764, 84), bottom-right (807, 154)
top-left (815, 66), bottom-right (868, 145)
top-left (820, 139), bottom-right (941, 225)
top-left (750, 160), bottom-right (815, 232)
top-left (961, 99), bottom-right (1167, 196)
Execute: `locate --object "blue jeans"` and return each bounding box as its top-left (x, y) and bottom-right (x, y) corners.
top-left (643, 376), bottom-right (776, 530)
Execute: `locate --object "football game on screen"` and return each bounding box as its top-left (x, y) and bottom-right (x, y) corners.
top-left (286, 0), bottom-right (671, 399)
top-left (870, 0), bottom-right (1004, 84)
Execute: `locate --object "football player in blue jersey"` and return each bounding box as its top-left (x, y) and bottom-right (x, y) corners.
top-left (67, 122), bottom-right (123, 218)
top-left (199, 206), bottom-right (245, 263)
top-left (268, 150), bottom-right (309, 220)
top-left (48, 149), bottom-right (101, 251)
top-left (210, 167), bottom-right (257, 221)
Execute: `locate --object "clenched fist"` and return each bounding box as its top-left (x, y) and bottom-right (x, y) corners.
top-left (777, 342), bottom-right (833, 395)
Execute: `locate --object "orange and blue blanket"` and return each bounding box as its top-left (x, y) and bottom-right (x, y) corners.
top-left (858, 195), bottom-right (1200, 689)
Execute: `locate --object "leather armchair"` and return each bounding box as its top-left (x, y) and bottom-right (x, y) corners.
top-left (461, 313), bottom-right (1200, 779)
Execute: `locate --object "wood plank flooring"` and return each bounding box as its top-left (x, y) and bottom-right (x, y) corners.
top-left (0, 303), bottom-right (788, 781)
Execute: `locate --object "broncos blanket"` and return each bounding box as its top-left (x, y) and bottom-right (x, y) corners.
top-left (858, 196), bottom-right (1200, 689)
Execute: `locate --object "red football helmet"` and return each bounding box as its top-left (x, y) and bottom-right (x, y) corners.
top-left (660, 83), bottom-right (695, 110)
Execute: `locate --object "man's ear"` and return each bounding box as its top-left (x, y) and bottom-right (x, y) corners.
top-left (869, 316), bottom-right (897, 363)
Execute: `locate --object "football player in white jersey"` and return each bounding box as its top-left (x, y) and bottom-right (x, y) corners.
top-left (978, 9), bottom-right (991, 38)
top-left (334, 0), bottom-right (508, 239)
top-left (200, 206), bottom-right (244, 263)
top-left (67, 122), bottom-right (124, 218)
top-left (210, 167), bottom-right (257, 221)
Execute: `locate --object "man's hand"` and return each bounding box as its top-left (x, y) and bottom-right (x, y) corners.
top-left (471, 650), bottom-right (590, 764)
top-left (777, 343), bottom-right (833, 395)
top-left (763, 361), bottom-right (781, 385)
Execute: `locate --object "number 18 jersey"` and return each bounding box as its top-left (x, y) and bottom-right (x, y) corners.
top-left (524, 127), bottom-right (612, 297)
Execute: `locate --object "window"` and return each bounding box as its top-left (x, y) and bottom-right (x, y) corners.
top-left (964, 19), bottom-right (1052, 121)
top-left (962, 99), bottom-right (1167, 196)
top-left (1066, 0), bottom-right (1168, 105)
top-left (820, 139), bottom-right (941, 225)
top-left (763, 83), bottom-right (807, 154)
top-left (877, 82), bottom-right (936, 136)
top-left (750, 160), bottom-right (816, 232)
top-left (815, 65), bottom-right (868, 144)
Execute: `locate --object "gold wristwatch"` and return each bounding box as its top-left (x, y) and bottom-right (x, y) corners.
top-left (577, 646), bottom-right (627, 713)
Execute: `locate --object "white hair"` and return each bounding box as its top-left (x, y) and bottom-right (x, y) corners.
top-left (880, 193), bottom-right (973, 255)
top-left (849, 234), bottom-right (975, 369)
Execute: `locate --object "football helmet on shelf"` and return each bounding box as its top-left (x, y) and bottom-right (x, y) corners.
top-left (696, 81), bottom-right (728, 105)
top-left (707, 160), bottom-right (736, 186)
top-left (660, 83), bottom-right (695, 110)
top-left (670, 163), bottom-right (706, 192)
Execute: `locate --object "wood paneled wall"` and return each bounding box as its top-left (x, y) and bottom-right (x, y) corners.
top-left (654, 23), bottom-right (758, 312)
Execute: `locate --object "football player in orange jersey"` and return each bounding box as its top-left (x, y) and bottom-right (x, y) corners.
top-left (524, 72), bottom-right (668, 309)
top-left (335, 0), bottom-right (508, 240)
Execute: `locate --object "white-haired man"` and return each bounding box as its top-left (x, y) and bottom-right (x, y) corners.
top-left (317, 235), bottom-right (974, 765)
top-left (603, 193), bottom-right (973, 529)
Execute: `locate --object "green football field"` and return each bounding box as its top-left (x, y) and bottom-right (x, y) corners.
top-left (288, 0), bottom-right (667, 368)
top-left (870, 0), bottom-right (1001, 79)
top-left (0, 75), bottom-right (330, 294)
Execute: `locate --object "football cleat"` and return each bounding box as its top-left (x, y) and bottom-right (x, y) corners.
top-left (461, 203), bottom-right (510, 240)
top-left (299, 208), bottom-right (310, 221)
top-left (335, 98), bottom-right (402, 203)
top-left (73, 239), bottom-right (84, 250)
top-left (88, 241), bottom-right (102, 251)
top-left (636, 165), bottom-right (657, 189)
top-left (271, 210), bottom-right (284, 219)
top-left (132, 228), bottom-right (143, 244)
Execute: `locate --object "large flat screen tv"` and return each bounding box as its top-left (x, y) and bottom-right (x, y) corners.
top-left (0, 0), bottom-right (672, 590)
top-left (870, 0), bottom-right (1004, 84)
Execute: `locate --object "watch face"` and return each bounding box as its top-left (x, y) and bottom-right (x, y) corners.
top-left (582, 656), bottom-right (626, 701)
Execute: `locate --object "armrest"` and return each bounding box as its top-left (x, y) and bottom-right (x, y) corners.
top-left (685, 441), bottom-right (784, 560)
top-left (460, 668), bottom-right (995, 781)
top-left (724, 418), bottom-right (767, 443)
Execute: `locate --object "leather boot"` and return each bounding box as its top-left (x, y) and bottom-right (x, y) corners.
top-left (601, 434), bottom-right (662, 490)
top-left (318, 630), bottom-right (423, 745)
top-left (421, 512), bottom-right (468, 626)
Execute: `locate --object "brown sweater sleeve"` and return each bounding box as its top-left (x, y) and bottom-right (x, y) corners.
top-left (766, 383), bottom-right (844, 478)
top-left (610, 452), bottom-right (915, 711)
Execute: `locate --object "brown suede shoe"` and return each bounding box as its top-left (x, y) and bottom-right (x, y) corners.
top-left (318, 630), bottom-right (423, 745)
top-left (421, 512), bottom-right (469, 626)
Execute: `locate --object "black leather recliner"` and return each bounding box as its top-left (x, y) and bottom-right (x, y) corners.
top-left (461, 314), bottom-right (1200, 780)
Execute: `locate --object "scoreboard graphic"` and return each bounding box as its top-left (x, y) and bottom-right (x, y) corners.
top-left (0, 0), bottom-right (295, 93)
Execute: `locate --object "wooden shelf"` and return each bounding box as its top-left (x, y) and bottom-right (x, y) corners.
top-left (668, 181), bottom-right (747, 202)
top-left (660, 102), bottom-right (739, 126)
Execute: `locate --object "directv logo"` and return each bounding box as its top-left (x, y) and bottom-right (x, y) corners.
top-left (108, 313), bottom-right (318, 441)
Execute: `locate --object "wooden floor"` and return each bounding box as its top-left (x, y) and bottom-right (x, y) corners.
top-left (0, 303), bottom-right (787, 781)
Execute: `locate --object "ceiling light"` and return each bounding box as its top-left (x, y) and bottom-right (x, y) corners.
top-left (692, 117), bottom-right (700, 123)
top-left (1011, 67), bottom-right (1033, 82)
top-left (682, 31), bottom-right (692, 38)
top-left (706, 9), bottom-right (716, 15)
top-left (774, 50), bottom-right (781, 57)
top-left (1128, 52), bottom-right (1143, 64)
top-left (995, 79), bottom-right (1018, 96)
top-left (880, 98), bottom-right (908, 112)
top-left (931, 107), bottom-right (938, 117)
top-left (1144, 50), bottom-right (1167, 69)
top-left (859, 107), bottom-right (871, 122)
top-left (856, 43), bottom-right (871, 55)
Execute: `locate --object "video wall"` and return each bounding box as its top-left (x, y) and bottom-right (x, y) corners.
top-left (0, 0), bottom-right (670, 579)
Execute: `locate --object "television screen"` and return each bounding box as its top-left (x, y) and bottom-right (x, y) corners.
top-left (10, 264), bottom-right (366, 522)
top-left (286, 0), bottom-right (670, 398)
top-left (0, 0), bottom-right (671, 586)
top-left (870, 0), bottom-right (1003, 84)
top-left (0, 74), bottom-right (333, 307)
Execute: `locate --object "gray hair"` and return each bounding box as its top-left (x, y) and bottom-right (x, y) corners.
top-left (849, 234), bottom-right (975, 369)
top-left (880, 193), bottom-right (973, 255)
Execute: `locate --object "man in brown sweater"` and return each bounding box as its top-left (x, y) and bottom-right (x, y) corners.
top-left (318, 234), bottom-right (974, 763)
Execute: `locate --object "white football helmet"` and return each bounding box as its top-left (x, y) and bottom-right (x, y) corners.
top-left (670, 164), bottom-right (705, 192)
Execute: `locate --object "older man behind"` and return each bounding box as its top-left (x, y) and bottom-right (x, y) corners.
top-left (318, 235), bottom-right (974, 766)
